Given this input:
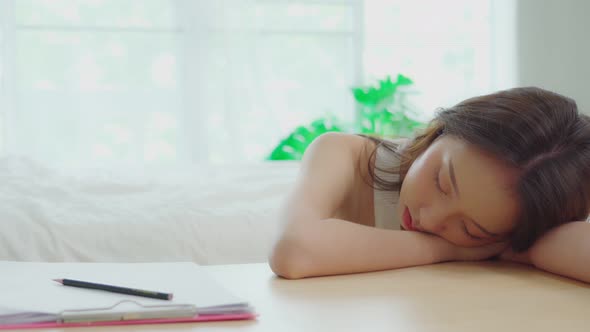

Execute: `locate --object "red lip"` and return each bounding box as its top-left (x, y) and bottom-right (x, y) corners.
top-left (402, 207), bottom-right (415, 231)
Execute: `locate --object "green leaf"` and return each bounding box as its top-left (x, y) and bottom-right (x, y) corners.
top-left (267, 117), bottom-right (344, 161)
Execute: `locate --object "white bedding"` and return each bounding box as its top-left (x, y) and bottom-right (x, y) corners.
top-left (0, 156), bottom-right (300, 264)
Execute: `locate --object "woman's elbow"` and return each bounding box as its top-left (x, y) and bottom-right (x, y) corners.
top-left (269, 235), bottom-right (311, 280)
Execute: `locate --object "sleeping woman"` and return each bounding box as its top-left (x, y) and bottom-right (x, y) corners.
top-left (269, 86), bottom-right (590, 282)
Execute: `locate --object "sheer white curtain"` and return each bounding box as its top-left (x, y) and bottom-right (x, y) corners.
top-left (178, 0), bottom-right (359, 163)
top-left (0, 0), bottom-right (15, 152)
top-left (0, 0), bottom-right (514, 167)
top-left (363, 0), bottom-right (517, 119)
top-left (3, 0), bottom-right (188, 165)
top-left (0, 0), bottom-right (359, 166)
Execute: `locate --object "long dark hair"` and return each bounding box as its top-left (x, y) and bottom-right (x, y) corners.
top-left (365, 87), bottom-right (590, 252)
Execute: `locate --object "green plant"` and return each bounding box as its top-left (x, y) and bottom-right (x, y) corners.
top-left (267, 74), bottom-right (426, 160)
top-left (266, 117), bottom-right (344, 161)
top-left (354, 74), bottom-right (425, 137)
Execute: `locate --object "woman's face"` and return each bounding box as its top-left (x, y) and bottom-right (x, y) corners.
top-left (398, 135), bottom-right (520, 247)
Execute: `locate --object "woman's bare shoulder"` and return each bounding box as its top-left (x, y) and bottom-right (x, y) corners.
top-left (317, 133), bottom-right (396, 156)
top-left (378, 136), bottom-right (410, 147)
top-left (310, 133), bottom-right (408, 169)
top-left (295, 133), bottom-right (407, 226)
top-left (311, 132), bottom-right (373, 148)
top-left (312, 132), bottom-right (409, 145)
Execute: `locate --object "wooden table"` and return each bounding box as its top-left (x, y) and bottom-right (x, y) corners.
top-left (29, 261), bottom-right (590, 332)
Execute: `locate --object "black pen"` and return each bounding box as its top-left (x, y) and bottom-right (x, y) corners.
top-left (53, 279), bottom-right (173, 300)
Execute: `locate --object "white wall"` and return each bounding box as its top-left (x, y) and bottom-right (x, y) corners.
top-left (517, 0), bottom-right (590, 113)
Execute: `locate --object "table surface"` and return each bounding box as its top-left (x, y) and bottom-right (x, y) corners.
top-left (23, 261), bottom-right (590, 332)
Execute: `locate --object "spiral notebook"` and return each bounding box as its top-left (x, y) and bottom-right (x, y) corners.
top-left (0, 261), bottom-right (257, 330)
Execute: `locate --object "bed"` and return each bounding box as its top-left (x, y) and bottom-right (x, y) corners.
top-left (0, 156), bottom-right (299, 264)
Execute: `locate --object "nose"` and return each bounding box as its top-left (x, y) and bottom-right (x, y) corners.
top-left (418, 204), bottom-right (450, 235)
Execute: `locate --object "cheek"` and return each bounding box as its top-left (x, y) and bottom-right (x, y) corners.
top-left (402, 162), bottom-right (433, 202)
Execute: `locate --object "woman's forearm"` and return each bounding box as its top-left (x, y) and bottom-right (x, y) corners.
top-left (530, 221), bottom-right (590, 283)
top-left (269, 218), bottom-right (450, 279)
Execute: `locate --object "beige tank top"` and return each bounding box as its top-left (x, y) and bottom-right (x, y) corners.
top-left (373, 143), bottom-right (402, 230)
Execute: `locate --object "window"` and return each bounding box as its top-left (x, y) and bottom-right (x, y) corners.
top-left (0, 0), bottom-right (514, 165)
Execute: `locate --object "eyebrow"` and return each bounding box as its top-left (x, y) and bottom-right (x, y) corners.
top-left (448, 158), bottom-right (460, 198)
top-left (448, 158), bottom-right (501, 238)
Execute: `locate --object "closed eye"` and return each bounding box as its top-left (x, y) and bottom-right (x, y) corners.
top-left (434, 168), bottom-right (448, 195)
top-left (436, 168), bottom-right (485, 241)
top-left (462, 222), bottom-right (484, 240)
